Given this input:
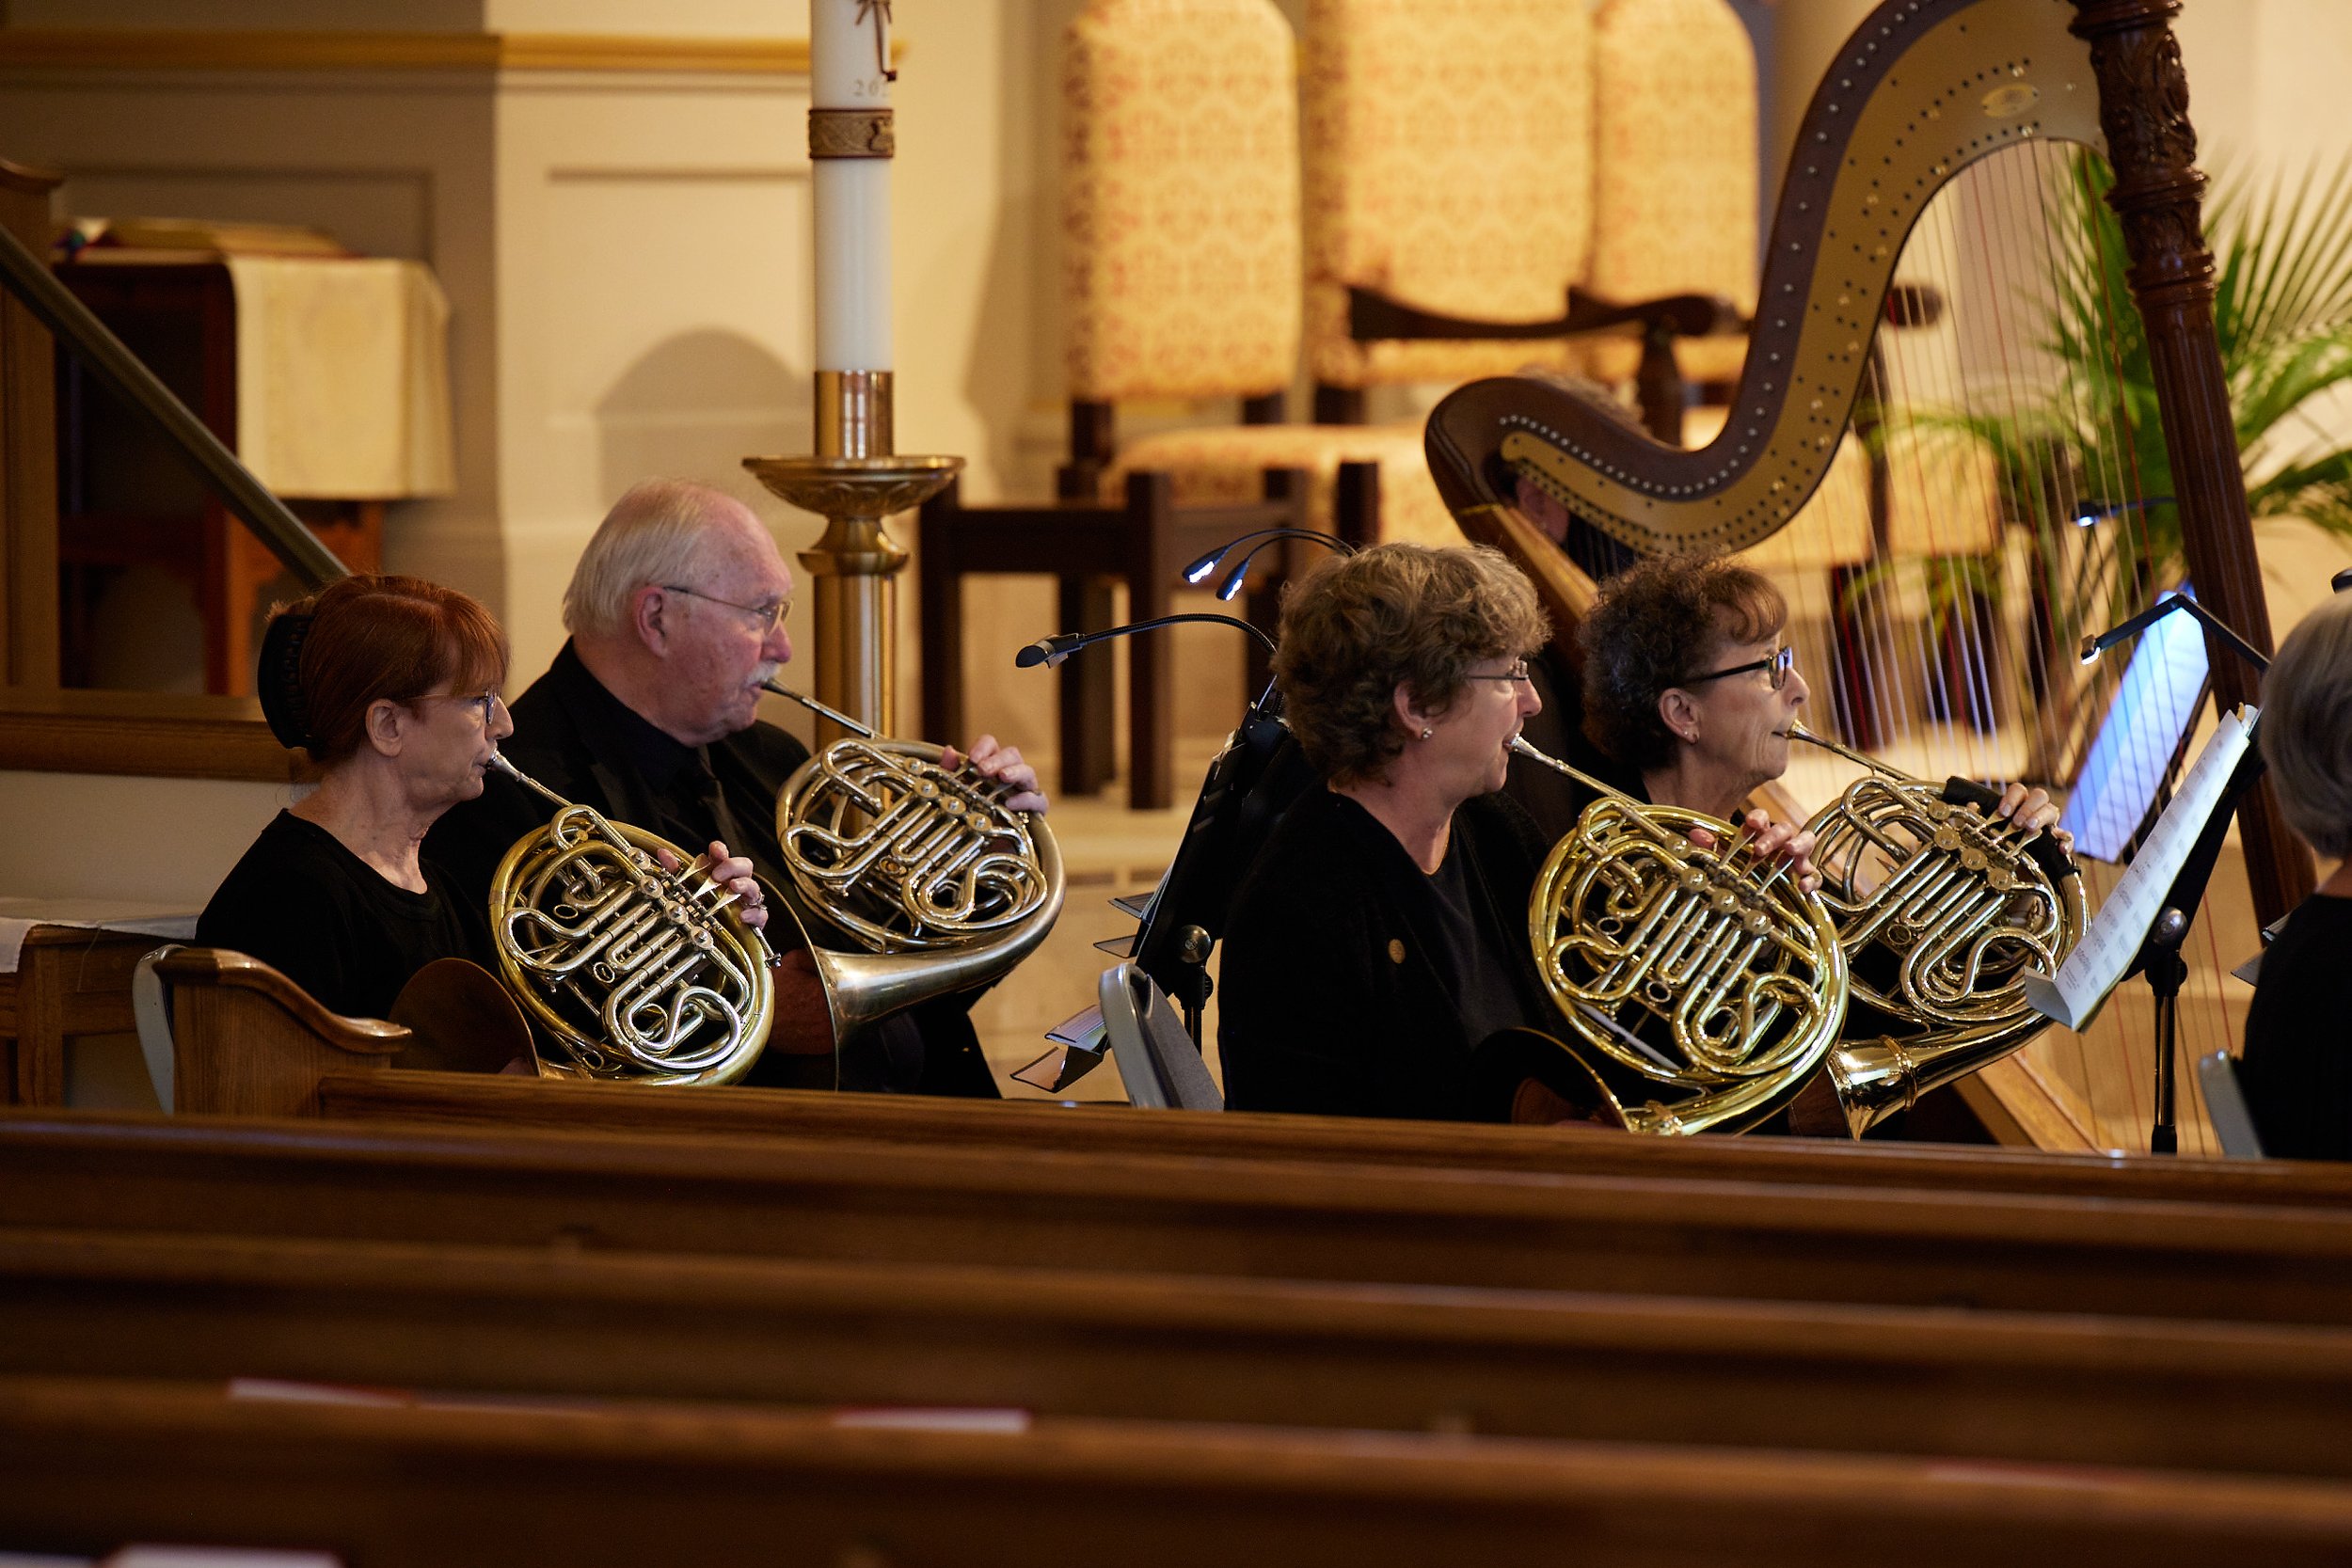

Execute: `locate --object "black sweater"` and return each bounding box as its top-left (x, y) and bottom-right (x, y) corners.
top-left (1217, 787), bottom-right (1554, 1121)
top-left (199, 811), bottom-right (490, 1020)
top-left (2239, 893), bottom-right (2352, 1161)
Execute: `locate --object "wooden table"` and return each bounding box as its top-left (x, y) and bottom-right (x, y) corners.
top-left (0, 925), bottom-right (169, 1105)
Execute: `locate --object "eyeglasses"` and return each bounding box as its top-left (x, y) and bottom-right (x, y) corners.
top-left (1681, 644), bottom-right (1797, 691)
top-left (426, 689), bottom-right (503, 726)
top-left (1464, 660), bottom-right (1534, 688)
top-left (661, 584), bottom-right (790, 636)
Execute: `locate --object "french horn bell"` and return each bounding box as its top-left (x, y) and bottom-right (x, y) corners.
top-left (1787, 722), bottom-right (2087, 1134)
top-left (763, 683), bottom-right (1065, 1054)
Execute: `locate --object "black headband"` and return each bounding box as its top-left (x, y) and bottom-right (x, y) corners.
top-left (257, 610), bottom-right (317, 751)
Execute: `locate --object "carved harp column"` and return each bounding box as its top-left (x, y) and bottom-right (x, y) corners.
top-left (2069, 0), bottom-right (2316, 923)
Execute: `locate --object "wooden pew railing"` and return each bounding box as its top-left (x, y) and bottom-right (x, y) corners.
top-left (7, 1224), bottom-right (2351, 1482)
top-left (8, 1109), bottom-right (2352, 1325)
top-left (317, 1068), bottom-right (2352, 1209)
top-left (151, 945), bottom-right (2352, 1211)
top-left (8, 1373), bottom-right (2352, 1567)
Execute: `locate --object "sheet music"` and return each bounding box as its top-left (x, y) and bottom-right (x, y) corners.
top-left (2023, 705), bottom-right (2257, 1031)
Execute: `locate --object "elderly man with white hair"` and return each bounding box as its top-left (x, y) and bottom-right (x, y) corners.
top-left (428, 478), bottom-right (1043, 1096)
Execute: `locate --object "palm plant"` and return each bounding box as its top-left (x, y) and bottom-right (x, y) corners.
top-left (1943, 150), bottom-right (2352, 610)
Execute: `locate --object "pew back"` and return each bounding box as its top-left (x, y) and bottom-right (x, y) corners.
top-left (6, 1224), bottom-right (2351, 1481)
top-left (8, 1375), bottom-right (2352, 1568)
top-left (315, 1069), bottom-right (2352, 1207)
top-left (9, 1110), bottom-right (2352, 1324)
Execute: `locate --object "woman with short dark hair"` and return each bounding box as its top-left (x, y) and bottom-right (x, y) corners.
top-left (2237, 592), bottom-right (2352, 1160)
top-left (199, 574), bottom-right (765, 1020)
top-left (1220, 544), bottom-right (1691, 1121)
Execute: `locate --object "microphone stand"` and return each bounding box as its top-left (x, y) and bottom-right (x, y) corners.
top-left (1019, 528), bottom-right (1350, 1053)
top-left (1015, 614), bottom-right (1297, 1045)
top-left (2084, 593), bottom-right (2270, 1155)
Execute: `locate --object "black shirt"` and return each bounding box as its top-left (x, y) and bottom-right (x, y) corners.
top-left (2238, 894), bottom-right (2352, 1161)
top-left (1219, 788), bottom-right (1553, 1121)
top-left (199, 811), bottom-right (491, 1020)
top-left (424, 641), bottom-right (997, 1097)
top-left (1424, 835), bottom-right (1545, 1050)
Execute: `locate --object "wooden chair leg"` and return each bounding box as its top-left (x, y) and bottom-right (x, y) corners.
top-left (1125, 470), bottom-right (1176, 811)
top-left (1635, 325), bottom-right (1688, 445)
top-left (1333, 459), bottom-right (1379, 548)
top-left (1058, 574), bottom-right (1117, 797)
top-left (916, 479), bottom-right (965, 745)
top-left (1239, 467), bottom-right (1312, 696)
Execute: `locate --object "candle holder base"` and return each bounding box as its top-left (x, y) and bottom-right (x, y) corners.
top-left (744, 453), bottom-right (961, 522)
top-left (743, 452), bottom-right (963, 739)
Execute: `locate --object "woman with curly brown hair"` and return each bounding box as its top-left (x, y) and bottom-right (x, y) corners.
top-left (1217, 544), bottom-right (1571, 1120)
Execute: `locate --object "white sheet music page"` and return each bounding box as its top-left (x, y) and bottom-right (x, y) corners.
top-left (2023, 705), bottom-right (2258, 1031)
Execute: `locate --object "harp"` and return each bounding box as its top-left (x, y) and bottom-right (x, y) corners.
top-left (1427, 0), bottom-right (2321, 1153)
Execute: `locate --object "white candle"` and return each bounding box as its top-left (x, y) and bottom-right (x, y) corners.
top-left (811, 0), bottom-right (893, 373)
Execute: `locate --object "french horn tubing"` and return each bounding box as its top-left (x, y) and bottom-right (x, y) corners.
top-left (1508, 736), bottom-right (1848, 1135)
top-left (1787, 722), bottom-right (2087, 1135)
top-left (485, 753), bottom-right (777, 1086)
top-left (762, 683), bottom-right (1065, 1050)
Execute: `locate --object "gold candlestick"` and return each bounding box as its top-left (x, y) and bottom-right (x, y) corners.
top-left (745, 370), bottom-right (961, 743)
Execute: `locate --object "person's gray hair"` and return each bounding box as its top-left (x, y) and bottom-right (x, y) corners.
top-left (2259, 591), bottom-right (2352, 862)
top-left (562, 479), bottom-right (734, 640)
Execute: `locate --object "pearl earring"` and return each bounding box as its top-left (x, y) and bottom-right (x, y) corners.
top-left (1420, 727), bottom-right (1434, 740)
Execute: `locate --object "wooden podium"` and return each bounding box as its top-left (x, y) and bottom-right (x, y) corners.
top-left (54, 256), bottom-right (384, 696)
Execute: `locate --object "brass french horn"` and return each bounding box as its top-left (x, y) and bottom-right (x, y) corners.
top-left (485, 754), bottom-right (776, 1085)
top-left (1508, 736), bottom-right (1849, 1134)
top-left (1788, 722), bottom-right (2087, 1134)
top-left (761, 683), bottom-right (1065, 1049)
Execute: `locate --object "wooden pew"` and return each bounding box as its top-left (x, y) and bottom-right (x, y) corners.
top-left (7, 1374), bottom-right (2352, 1567)
top-left (8, 1223), bottom-right (2352, 1481)
top-left (320, 1067), bottom-right (2352, 1209)
top-left (9, 1109), bottom-right (2352, 1325)
top-left (167, 945), bottom-right (2352, 1212)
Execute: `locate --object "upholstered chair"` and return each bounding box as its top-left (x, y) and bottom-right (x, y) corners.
top-left (921, 0), bottom-right (1413, 811)
top-left (1300, 0), bottom-right (1753, 446)
top-left (1065, 0), bottom-right (1456, 548)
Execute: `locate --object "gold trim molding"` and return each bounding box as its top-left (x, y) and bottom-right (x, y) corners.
top-left (0, 30), bottom-right (861, 76)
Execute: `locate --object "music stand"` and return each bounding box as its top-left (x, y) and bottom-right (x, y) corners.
top-left (2026, 594), bottom-right (2271, 1154)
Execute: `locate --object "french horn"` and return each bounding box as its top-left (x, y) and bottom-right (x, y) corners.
top-left (762, 683), bottom-right (1065, 1050)
top-left (1788, 723), bottom-right (2087, 1134)
top-left (1508, 736), bottom-right (1849, 1134)
top-left (485, 754), bottom-right (776, 1085)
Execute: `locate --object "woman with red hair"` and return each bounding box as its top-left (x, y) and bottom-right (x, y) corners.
top-left (199, 574), bottom-right (764, 1020)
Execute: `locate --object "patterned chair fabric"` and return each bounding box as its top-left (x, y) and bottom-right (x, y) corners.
top-left (1108, 420), bottom-right (1460, 548)
top-left (1302, 0), bottom-right (1596, 391)
top-left (1578, 0), bottom-right (1759, 389)
top-left (1064, 0), bottom-right (1302, 404)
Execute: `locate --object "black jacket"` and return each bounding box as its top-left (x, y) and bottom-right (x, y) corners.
top-left (1218, 786), bottom-right (1554, 1121)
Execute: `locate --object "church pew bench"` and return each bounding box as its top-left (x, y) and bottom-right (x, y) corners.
top-left (5, 1374), bottom-right (2352, 1568)
top-left (10, 1109), bottom-right (2352, 1325)
top-left (156, 948), bottom-right (2352, 1213)
top-left (316, 1067), bottom-right (2352, 1209)
top-left (8, 1223), bottom-right (2352, 1481)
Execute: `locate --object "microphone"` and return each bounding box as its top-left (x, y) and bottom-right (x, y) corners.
top-left (1183, 526), bottom-right (1355, 590)
top-left (1015, 636), bottom-right (1079, 670)
top-left (1011, 612), bottom-right (1278, 671)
